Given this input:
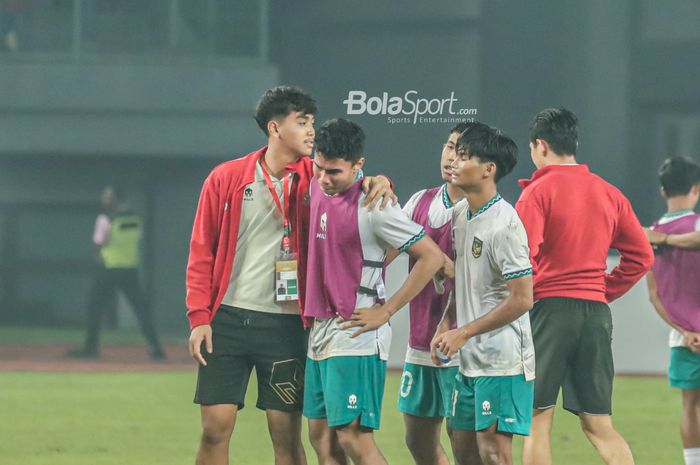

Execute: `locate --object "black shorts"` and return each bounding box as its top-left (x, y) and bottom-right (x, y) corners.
top-left (194, 305), bottom-right (308, 411)
top-left (530, 297), bottom-right (614, 416)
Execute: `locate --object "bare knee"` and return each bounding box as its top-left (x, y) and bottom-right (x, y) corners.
top-left (200, 407), bottom-right (236, 448)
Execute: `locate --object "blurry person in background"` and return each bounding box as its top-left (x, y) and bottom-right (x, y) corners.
top-left (0, 0), bottom-right (32, 52)
top-left (67, 185), bottom-right (165, 360)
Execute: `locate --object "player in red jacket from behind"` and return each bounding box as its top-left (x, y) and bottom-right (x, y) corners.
top-left (517, 108), bottom-right (653, 465)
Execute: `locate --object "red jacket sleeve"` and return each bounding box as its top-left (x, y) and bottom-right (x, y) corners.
top-left (186, 172), bottom-right (221, 329)
top-left (515, 192), bottom-right (545, 276)
top-left (605, 197), bottom-right (654, 302)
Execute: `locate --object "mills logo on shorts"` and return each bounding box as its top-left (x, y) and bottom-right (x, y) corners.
top-left (472, 237), bottom-right (483, 258)
top-left (348, 394), bottom-right (359, 409)
top-left (482, 400), bottom-right (492, 416)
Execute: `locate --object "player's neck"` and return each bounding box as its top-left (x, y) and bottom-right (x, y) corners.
top-left (466, 185), bottom-right (498, 214)
top-left (445, 182), bottom-right (465, 205)
top-left (666, 196), bottom-right (697, 214)
top-left (264, 144), bottom-right (299, 178)
top-left (544, 154), bottom-right (577, 166)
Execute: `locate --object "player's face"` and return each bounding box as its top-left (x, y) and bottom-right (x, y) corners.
top-left (313, 152), bottom-right (364, 196)
top-left (440, 132), bottom-right (460, 182)
top-left (270, 111), bottom-right (315, 157)
top-left (451, 146), bottom-right (492, 190)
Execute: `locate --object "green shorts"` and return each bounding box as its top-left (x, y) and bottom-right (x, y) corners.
top-left (670, 347), bottom-right (700, 390)
top-left (397, 362), bottom-right (458, 418)
top-left (530, 297), bottom-right (614, 415)
top-left (450, 373), bottom-right (534, 436)
top-left (194, 305), bottom-right (307, 411)
top-left (303, 355), bottom-right (387, 429)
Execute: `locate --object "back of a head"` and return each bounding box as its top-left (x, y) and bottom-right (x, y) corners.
top-left (659, 156), bottom-right (700, 197)
top-left (314, 118), bottom-right (365, 164)
top-left (457, 124), bottom-right (518, 182)
top-left (254, 86), bottom-right (317, 135)
top-left (529, 108), bottom-right (578, 156)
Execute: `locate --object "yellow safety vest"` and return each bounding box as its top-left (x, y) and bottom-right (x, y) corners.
top-left (100, 212), bottom-right (142, 269)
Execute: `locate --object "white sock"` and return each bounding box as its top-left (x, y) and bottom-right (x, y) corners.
top-left (684, 447), bottom-right (700, 465)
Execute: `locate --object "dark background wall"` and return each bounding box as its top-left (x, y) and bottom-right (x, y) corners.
top-left (1, 0), bottom-right (699, 333)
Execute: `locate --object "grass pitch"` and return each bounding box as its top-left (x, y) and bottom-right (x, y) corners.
top-left (0, 370), bottom-right (682, 465)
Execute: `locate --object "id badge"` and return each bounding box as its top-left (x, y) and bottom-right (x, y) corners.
top-left (276, 257), bottom-right (299, 301)
top-left (375, 279), bottom-right (387, 301)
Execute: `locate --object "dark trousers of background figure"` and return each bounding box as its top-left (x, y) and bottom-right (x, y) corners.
top-left (84, 266), bottom-right (164, 356)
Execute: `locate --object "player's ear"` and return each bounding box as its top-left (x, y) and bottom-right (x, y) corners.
top-left (354, 157), bottom-right (365, 171)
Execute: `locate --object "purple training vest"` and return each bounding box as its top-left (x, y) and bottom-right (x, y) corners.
top-left (408, 187), bottom-right (456, 350)
top-left (305, 179), bottom-right (369, 320)
top-left (653, 213), bottom-right (700, 332)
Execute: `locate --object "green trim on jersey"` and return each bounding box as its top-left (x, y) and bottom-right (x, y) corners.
top-left (503, 268), bottom-right (533, 281)
top-left (441, 184), bottom-right (453, 209)
top-left (467, 193), bottom-right (502, 220)
top-left (662, 209), bottom-right (694, 220)
top-left (399, 229), bottom-right (427, 253)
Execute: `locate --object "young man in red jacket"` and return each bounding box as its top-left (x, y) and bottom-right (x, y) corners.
top-left (186, 86), bottom-right (394, 465)
top-left (517, 108), bottom-right (653, 465)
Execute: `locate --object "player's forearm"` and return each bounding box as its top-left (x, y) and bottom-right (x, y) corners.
top-left (437, 293), bottom-right (456, 329)
top-left (459, 291), bottom-right (533, 341)
top-left (666, 231), bottom-right (700, 249)
top-left (383, 253), bottom-right (443, 317)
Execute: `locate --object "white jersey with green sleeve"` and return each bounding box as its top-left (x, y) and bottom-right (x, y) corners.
top-left (452, 194), bottom-right (536, 380)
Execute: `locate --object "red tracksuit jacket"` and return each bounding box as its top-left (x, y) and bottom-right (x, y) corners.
top-left (515, 164), bottom-right (653, 303)
top-left (185, 146), bottom-right (312, 329)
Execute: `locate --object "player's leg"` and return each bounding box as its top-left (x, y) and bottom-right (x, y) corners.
top-left (251, 311), bottom-right (308, 465)
top-left (403, 415), bottom-right (449, 465)
top-left (569, 301), bottom-right (634, 465)
top-left (196, 404), bottom-right (238, 465)
top-left (398, 362), bottom-right (453, 465)
top-left (194, 306), bottom-right (254, 464)
top-left (323, 355), bottom-right (387, 465)
top-left (475, 423), bottom-right (513, 465)
top-left (578, 415), bottom-right (634, 465)
top-left (308, 419), bottom-right (347, 465)
top-left (522, 408), bottom-right (554, 465)
top-left (450, 374), bottom-right (484, 465)
top-left (669, 347), bottom-right (700, 464)
top-left (523, 298), bottom-right (582, 465)
top-left (682, 389), bottom-right (700, 465)
top-left (473, 375), bottom-right (533, 465)
top-left (334, 418), bottom-right (387, 465)
top-left (304, 357), bottom-right (347, 465)
top-left (118, 268), bottom-right (165, 358)
top-left (266, 410), bottom-right (307, 465)
top-left (78, 266), bottom-right (116, 356)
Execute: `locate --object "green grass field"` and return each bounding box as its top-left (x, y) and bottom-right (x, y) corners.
top-left (0, 370), bottom-right (683, 465)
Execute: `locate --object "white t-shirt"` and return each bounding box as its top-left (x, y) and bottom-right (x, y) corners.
top-left (222, 162), bottom-right (298, 314)
top-left (452, 195), bottom-right (535, 380)
top-left (308, 192), bottom-right (425, 361)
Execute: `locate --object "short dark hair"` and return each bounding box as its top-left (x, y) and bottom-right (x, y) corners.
top-left (450, 121), bottom-right (482, 135)
top-left (529, 108), bottom-right (578, 156)
top-left (457, 124), bottom-right (518, 182)
top-left (254, 86), bottom-right (317, 135)
top-left (659, 156), bottom-right (700, 197)
top-left (314, 118), bottom-right (365, 163)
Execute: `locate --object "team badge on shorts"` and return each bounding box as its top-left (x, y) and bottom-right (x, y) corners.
top-left (472, 237), bottom-right (483, 258)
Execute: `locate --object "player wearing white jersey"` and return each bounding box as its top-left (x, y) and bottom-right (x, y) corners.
top-left (432, 124), bottom-right (534, 465)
